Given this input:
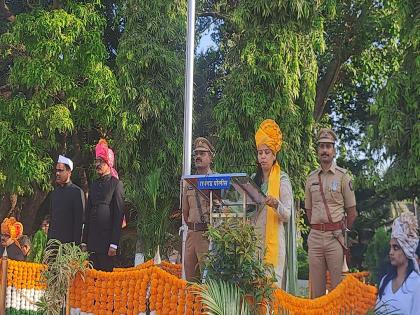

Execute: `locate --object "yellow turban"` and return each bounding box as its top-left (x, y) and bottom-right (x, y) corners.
top-left (255, 119), bottom-right (283, 154)
top-left (254, 119), bottom-right (284, 267)
top-left (1, 217), bottom-right (23, 240)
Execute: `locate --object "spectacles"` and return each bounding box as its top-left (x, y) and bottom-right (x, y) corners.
top-left (95, 159), bottom-right (106, 165)
top-left (55, 169), bottom-right (66, 173)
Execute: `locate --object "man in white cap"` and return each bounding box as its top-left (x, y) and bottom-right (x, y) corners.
top-left (47, 155), bottom-right (85, 245)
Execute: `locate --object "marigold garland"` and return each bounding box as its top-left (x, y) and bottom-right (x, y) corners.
top-left (160, 261), bottom-right (182, 278)
top-left (1, 260), bottom-right (45, 313)
top-left (112, 259), bottom-right (155, 272)
top-left (272, 275), bottom-right (377, 315)
top-left (326, 271), bottom-right (371, 291)
top-left (113, 259), bottom-right (182, 278)
top-left (2, 259), bottom-right (375, 315)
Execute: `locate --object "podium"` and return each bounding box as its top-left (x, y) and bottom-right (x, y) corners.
top-left (182, 173), bottom-right (266, 225)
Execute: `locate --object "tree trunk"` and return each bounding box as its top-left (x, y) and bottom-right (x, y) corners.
top-left (20, 188), bottom-right (49, 235)
top-left (52, 0), bottom-right (62, 10)
top-left (0, 194), bottom-right (12, 219)
top-left (72, 132), bottom-right (89, 194)
top-left (0, 0), bottom-right (15, 21)
top-left (1, 188), bottom-right (49, 235)
top-left (313, 56), bottom-right (343, 122)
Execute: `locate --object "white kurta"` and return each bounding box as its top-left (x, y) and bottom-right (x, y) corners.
top-left (376, 271), bottom-right (420, 315)
top-left (251, 171), bottom-right (293, 288)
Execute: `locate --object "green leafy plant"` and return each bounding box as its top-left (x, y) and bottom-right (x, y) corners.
top-left (297, 246), bottom-right (309, 280)
top-left (136, 168), bottom-right (173, 260)
top-left (28, 229), bottom-right (47, 263)
top-left (36, 239), bottom-right (90, 315)
top-left (196, 279), bottom-right (253, 315)
top-left (116, 0), bottom-right (186, 248)
top-left (205, 219), bottom-right (276, 307)
top-left (364, 227), bottom-right (390, 285)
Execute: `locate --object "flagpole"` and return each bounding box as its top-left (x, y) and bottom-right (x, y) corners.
top-left (181, 0), bottom-right (196, 279)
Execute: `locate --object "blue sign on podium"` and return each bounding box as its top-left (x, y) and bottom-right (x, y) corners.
top-left (197, 176), bottom-right (231, 190)
top-left (183, 173), bottom-right (265, 206)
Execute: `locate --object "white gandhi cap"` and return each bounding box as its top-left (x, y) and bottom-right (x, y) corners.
top-left (57, 155), bottom-right (74, 171)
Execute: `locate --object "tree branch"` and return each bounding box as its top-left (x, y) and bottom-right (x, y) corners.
top-left (0, 0), bottom-right (15, 22)
top-left (198, 11), bottom-right (224, 20)
top-left (72, 132), bottom-right (89, 194)
top-left (0, 84), bottom-right (11, 99)
top-left (313, 55), bottom-right (343, 122)
top-left (313, 2), bottom-right (379, 122)
top-left (52, 0), bottom-right (62, 10)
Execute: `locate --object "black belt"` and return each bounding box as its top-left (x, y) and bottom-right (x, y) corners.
top-left (187, 222), bottom-right (208, 231)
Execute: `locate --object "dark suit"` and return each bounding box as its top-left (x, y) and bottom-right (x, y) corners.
top-left (82, 174), bottom-right (124, 271)
top-left (0, 243), bottom-right (25, 261)
top-left (48, 182), bottom-right (85, 244)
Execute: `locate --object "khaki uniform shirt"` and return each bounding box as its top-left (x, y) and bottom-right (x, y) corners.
top-left (182, 171), bottom-right (213, 223)
top-left (304, 162), bottom-right (356, 224)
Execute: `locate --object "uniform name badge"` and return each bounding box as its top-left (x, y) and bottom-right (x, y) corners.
top-left (331, 180), bottom-right (338, 192)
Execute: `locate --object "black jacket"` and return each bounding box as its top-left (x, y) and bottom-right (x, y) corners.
top-left (0, 243), bottom-right (25, 261)
top-left (82, 175), bottom-right (124, 254)
top-left (48, 181), bottom-right (85, 244)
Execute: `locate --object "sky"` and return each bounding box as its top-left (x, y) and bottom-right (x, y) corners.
top-left (197, 25), bottom-right (217, 54)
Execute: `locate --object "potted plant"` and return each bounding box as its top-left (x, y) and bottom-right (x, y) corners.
top-left (36, 239), bottom-right (90, 315)
top-left (198, 219), bottom-right (276, 314)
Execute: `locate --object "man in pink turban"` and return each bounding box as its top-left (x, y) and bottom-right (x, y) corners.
top-left (95, 139), bottom-right (119, 179)
top-left (82, 139), bottom-right (124, 271)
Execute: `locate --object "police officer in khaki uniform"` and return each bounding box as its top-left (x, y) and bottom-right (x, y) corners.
top-left (182, 137), bottom-right (215, 281)
top-left (304, 128), bottom-right (357, 298)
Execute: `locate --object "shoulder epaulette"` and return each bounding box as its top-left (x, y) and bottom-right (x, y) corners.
top-left (335, 166), bottom-right (348, 175)
top-left (309, 169), bottom-right (319, 176)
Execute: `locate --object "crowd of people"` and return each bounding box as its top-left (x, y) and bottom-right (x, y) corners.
top-left (181, 119), bottom-right (420, 314)
top-left (182, 120), bottom-right (358, 294)
top-left (0, 139), bottom-right (124, 272)
top-left (0, 215), bottom-right (49, 262)
top-left (1, 120), bottom-right (419, 314)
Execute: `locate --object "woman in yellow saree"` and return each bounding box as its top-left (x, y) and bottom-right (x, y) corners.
top-left (251, 119), bottom-right (297, 293)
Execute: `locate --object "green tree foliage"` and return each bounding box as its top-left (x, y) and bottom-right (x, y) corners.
top-left (315, 0), bottom-right (401, 123)
top-left (136, 169), bottom-right (172, 259)
top-left (0, 1), bottom-right (121, 195)
top-left (193, 49), bottom-right (222, 138)
top-left (210, 0), bottom-right (329, 197)
top-left (369, 0), bottom-right (419, 199)
top-left (318, 0), bottom-right (418, 200)
top-left (115, 0), bottom-right (186, 240)
top-left (297, 245), bottom-right (309, 280)
top-left (313, 0), bottom-right (417, 267)
top-left (364, 227), bottom-right (390, 285)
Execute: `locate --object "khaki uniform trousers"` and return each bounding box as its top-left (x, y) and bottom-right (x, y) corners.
top-left (184, 230), bottom-right (209, 282)
top-left (308, 229), bottom-right (343, 298)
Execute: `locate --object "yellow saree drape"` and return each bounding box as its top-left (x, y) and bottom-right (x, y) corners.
top-left (264, 161), bottom-right (281, 267)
